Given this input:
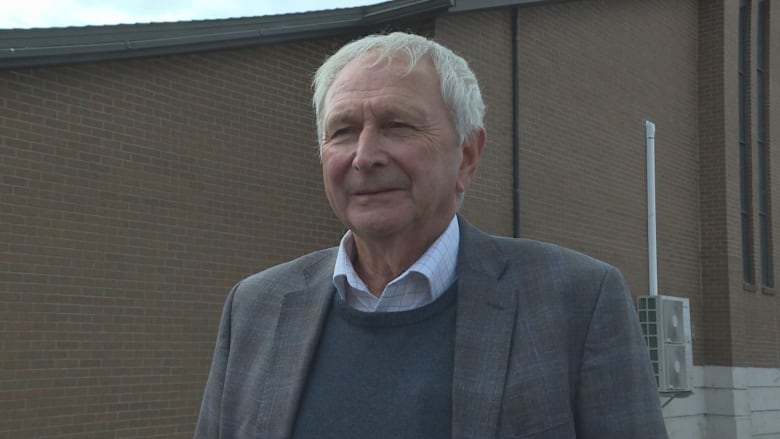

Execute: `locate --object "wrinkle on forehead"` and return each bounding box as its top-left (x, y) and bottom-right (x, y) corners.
top-left (324, 53), bottom-right (439, 115)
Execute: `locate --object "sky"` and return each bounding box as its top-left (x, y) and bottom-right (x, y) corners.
top-left (0, 0), bottom-right (380, 29)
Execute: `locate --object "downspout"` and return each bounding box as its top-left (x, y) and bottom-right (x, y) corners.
top-left (512, 7), bottom-right (521, 238)
top-left (646, 120), bottom-right (658, 296)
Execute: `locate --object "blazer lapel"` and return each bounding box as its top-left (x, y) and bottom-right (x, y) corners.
top-left (452, 218), bottom-right (518, 438)
top-left (256, 252), bottom-right (336, 438)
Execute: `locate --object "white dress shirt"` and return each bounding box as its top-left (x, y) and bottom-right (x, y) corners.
top-left (332, 216), bottom-right (460, 312)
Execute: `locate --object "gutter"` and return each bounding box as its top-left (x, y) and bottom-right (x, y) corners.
top-left (512, 7), bottom-right (522, 237)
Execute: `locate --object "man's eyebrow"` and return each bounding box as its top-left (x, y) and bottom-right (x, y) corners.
top-left (325, 103), bottom-right (426, 126)
top-left (323, 111), bottom-right (357, 128)
top-left (382, 107), bottom-right (421, 120)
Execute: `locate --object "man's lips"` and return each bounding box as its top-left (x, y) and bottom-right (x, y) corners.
top-left (353, 188), bottom-right (399, 196)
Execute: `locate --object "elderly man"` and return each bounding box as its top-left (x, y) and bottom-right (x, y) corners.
top-left (195, 32), bottom-right (667, 438)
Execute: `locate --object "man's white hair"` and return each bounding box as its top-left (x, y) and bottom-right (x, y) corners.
top-left (312, 32), bottom-right (485, 151)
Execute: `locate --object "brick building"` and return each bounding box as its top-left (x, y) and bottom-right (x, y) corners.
top-left (0, 0), bottom-right (777, 437)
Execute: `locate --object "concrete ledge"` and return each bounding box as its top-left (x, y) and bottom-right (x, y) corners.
top-left (662, 366), bottom-right (780, 439)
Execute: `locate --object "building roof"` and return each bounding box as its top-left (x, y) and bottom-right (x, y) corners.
top-left (0, 0), bottom-right (551, 69)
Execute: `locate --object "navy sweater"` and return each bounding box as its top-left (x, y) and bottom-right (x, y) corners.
top-left (291, 283), bottom-right (458, 439)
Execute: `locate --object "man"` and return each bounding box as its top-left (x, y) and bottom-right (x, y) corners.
top-left (195, 32), bottom-right (667, 438)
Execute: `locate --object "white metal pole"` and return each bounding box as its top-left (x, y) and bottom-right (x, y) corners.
top-left (646, 121), bottom-right (658, 296)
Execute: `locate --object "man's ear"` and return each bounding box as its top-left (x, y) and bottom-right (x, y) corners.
top-left (456, 128), bottom-right (486, 194)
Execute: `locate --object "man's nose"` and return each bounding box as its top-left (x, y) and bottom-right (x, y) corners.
top-left (352, 127), bottom-right (387, 170)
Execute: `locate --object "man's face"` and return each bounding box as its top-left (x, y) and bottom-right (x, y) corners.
top-left (320, 53), bottom-right (482, 246)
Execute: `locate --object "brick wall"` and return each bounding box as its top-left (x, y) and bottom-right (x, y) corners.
top-left (0, 41), bottom-right (346, 438)
top-left (436, 9), bottom-right (516, 237)
top-left (516, 0), bottom-right (704, 360)
top-left (698, 0), bottom-right (780, 369)
top-left (771, 0), bottom-right (780, 367)
top-left (741, 0), bottom-right (780, 368)
top-left (699, 0), bottom-right (737, 366)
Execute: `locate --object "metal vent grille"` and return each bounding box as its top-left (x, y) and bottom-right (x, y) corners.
top-left (637, 295), bottom-right (692, 393)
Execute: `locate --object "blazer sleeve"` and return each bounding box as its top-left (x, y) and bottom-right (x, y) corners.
top-left (574, 266), bottom-right (668, 438)
top-left (194, 284), bottom-right (237, 439)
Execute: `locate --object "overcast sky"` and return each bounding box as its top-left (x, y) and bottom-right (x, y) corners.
top-left (0, 0), bottom-right (380, 29)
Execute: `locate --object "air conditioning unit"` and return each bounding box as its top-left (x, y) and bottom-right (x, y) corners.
top-left (636, 295), bottom-right (693, 393)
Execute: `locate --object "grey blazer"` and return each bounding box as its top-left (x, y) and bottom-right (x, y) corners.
top-left (195, 218), bottom-right (667, 438)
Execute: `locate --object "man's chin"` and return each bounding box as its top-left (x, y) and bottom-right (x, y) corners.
top-left (346, 214), bottom-right (408, 240)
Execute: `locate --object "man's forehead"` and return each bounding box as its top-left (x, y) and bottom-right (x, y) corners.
top-left (321, 51), bottom-right (442, 125)
top-left (326, 52), bottom-right (436, 101)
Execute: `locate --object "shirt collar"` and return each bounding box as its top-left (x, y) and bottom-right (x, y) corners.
top-left (332, 215), bottom-right (460, 311)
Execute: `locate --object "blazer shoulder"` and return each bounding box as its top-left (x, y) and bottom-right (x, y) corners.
top-left (231, 247), bottom-right (337, 304)
top-left (484, 235), bottom-right (627, 308)
top-left (458, 218), bottom-right (619, 291)
top-left (491, 235), bottom-right (615, 275)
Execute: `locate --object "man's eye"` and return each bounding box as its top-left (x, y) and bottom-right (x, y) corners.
top-left (330, 127), bottom-right (356, 138)
top-left (387, 122), bottom-right (414, 130)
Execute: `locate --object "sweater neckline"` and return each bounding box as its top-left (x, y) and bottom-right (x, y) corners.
top-left (334, 281), bottom-right (458, 328)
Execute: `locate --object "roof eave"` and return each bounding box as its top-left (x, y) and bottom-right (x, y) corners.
top-left (0, 0), bottom-right (454, 69)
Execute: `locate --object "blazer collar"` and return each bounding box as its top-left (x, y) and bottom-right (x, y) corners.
top-left (256, 249), bottom-right (337, 438)
top-left (452, 216), bottom-right (517, 438)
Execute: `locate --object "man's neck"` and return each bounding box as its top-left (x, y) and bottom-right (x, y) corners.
top-left (351, 218), bottom-right (454, 296)
top-left (351, 240), bottom-right (426, 297)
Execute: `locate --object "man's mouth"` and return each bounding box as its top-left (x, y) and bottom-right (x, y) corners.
top-left (353, 187), bottom-right (399, 196)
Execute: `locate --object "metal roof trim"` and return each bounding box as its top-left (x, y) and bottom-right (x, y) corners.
top-left (0, 0), bottom-right (453, 69)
